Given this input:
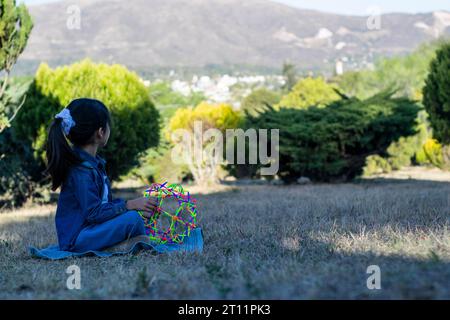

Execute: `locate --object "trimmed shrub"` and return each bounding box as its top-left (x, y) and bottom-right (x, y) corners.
top-left (15, 59), bottom-right (160, 180)
top-left (246, 91), bottom-right (420, 182)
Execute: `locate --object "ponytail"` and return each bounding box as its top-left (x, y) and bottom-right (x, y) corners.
top-left (45, 118), bottom-right (81, 191)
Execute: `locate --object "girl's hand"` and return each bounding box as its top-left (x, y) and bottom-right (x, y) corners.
top-left (126, 197), bottom-right (158, 216)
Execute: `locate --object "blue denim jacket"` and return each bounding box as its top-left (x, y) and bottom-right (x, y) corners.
top-left (55, 147), bottom-right (128, 251)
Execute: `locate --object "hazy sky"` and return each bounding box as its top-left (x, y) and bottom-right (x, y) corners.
top-left (18, 0), bottom-right (450, 16)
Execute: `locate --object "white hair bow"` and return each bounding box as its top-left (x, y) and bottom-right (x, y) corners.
top-left (55, 109), bottom-right (76, 135)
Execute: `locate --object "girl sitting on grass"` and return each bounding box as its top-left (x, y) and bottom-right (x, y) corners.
top-left (45, 98), bottom-right (156, 252)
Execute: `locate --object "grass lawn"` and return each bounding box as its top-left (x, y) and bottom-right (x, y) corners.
top-left (0, 174), bottom-right (449, 299)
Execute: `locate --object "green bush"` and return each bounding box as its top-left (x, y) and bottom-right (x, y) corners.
top-left (246, 91), bottom-right (420, 182)
top-left (15, 59), bottom-right (160, 180)
top-left (0, 127), bottom-right (49, 208)
top-left (423, 41), bottom-right (450, 145)
top-left (0, 129), bottom-right (31, 208)
top-left (0, 0), bottom-right (33, 133)
top-left (415, 147), bottom-right (430, 165)
top-left (277, 77), bottom-right (341, 110)
top-left (361, 111), bottom-right (431, 175)
top-left (386, 111), bottom-right (430, 168)
top-left (0, 77), bottom-right (43, 208)
top-left (421, 139), bottom-right (445, 168)
top-left (386, 136), bottom-right (421, 169)
top-left (362, 155), bottom-right (392, 177)
top-left (241, 88), bottom-right (281, 117)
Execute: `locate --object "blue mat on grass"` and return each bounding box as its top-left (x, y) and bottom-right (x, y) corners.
top-left (28, 228), bottom-right (203, 260)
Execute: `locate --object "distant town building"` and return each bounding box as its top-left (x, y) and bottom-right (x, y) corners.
top-left (154, 74), bottom-right (286, 106)
top-left (335, 60), bottom-right (344, 76)
top-left (171, 80), bottom-right (191, 96)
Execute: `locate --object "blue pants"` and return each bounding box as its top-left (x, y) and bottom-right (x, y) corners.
top-left (72, 211), bottom-right (145, 252)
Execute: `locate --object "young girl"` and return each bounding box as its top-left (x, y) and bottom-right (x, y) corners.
top-left (46, 98), bottom-right (156, 252)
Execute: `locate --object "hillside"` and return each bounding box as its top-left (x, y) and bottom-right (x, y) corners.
top-left (16, 0), bottom-right (450, 75)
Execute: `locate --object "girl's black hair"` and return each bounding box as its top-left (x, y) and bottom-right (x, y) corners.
top-left (45, 98), bottom-right (111, 190)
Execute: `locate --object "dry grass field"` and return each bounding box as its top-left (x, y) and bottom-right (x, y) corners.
top-left (0, 168), bottom-right (449, 299)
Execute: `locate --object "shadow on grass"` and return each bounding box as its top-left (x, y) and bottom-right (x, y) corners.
top-left (194, 178), bottom-right (450, 298)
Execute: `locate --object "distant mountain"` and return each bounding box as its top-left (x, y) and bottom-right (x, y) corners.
top-left (16, 0), bottom-right (450, 75)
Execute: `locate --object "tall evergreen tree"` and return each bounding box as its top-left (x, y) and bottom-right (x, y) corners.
top-left (282, 62), bottom-right (297, 92)
top-left (0, 0), bottom-right (33, 133)
top-left (423, 42), bottom-right (450, 145)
